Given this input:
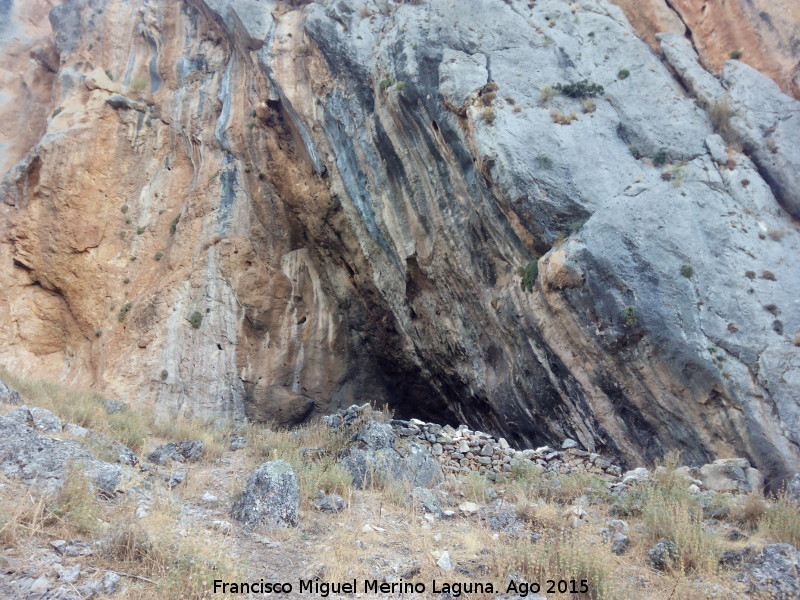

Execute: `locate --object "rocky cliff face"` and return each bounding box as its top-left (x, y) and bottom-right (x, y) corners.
top-left (611, 0), bottom-right (800, 100)
top-left (0, 0), bottom-right (798, 485)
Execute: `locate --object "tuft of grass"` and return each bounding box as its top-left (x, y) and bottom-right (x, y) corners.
top-left (617, 69), bottom-right (630, 80)
top-left (462, 470), bottom-right (492, 503)
top-left (517, 260), bottom-right (538, 293)
top-left (551, 110), bottom-right (578, 125)
top-left (481, 107), bottom-right (497, 124)
top-left (539, 84), bottom-right (557, 103)
top-left (761, 494), bottom-right (800, 547)
top-left (118, 301), bottom-right (133, 322)
top-left (708, 100), bottom-right (742, 149)
top-left (623, 305), bottom-right (638, 327)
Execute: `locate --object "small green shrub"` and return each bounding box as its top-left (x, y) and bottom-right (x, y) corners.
top-left (154, 251), bottom-right (163, 261)
top-left (536, 154), bottom-right (553, 169)
top-left (170, 214), bottom-right (180, 234)
top-left (554, 80), bottom-right (604, 98)
top-left (189, 311), bottom-right (203, 329)
top-left (136, 226), bottom-right (145, 235)
top-left (693, 98), bottom-right (708, 110)
top-left (247, 122), bottom-right (255, 130)
top-left (122, 277), bottom-right (130, 284)
top-left (105, 69), bottom-right (114, 81)
top-left (653, 148), bottom-right (669, 166)
top-left (118, 302), bottom-right (133, 322)
top-left (517, 260), bottom-right (539, 293)
top-left (680, 264), bottom-right (694, 278)
top-left (623, 305), bottom-right (638, 327)
top-left (729, 49), bottom-right (742, 60)
top-left (617, 69), bottom-right (630, 80)
top-left (160, 370), bottom-right (168, 380)
top-left (379, 77), bottom-right (394, 91)
top-left (120, 205), bottom-right (129, 214)
top-left (395, 81), bottom-right (404, 91)
top-left (629, 146), bottom-right (642, 159)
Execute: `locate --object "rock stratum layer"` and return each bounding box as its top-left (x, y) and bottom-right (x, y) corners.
top-left (0, 0), bottom-right (798, 485)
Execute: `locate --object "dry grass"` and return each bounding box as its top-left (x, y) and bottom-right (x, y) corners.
top-left (708, 99), bottom-right (743, 150)
top-left (0, 367), bottom-right (149, 453)
top-left (761, 493), bottom-right (800, 547)
top-left (551, 110), bottom-right (578, 125)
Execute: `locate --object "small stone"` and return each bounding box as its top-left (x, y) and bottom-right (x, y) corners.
top-left (313, 491), bottom-right (347, 513)
top-left (611, 533), bottom-right (629, 555)
top-left (51, 540), bottom-right (67, 554)
top-left (458, 502), bottom-right (479, 514)
top-left (30, 575), bottom-right (50, 594)
top-left (561, 439), bottom-right (579, 449)
top-left (498, 437), bottom-right (510, 450)
top-left (436, 551), bottom-right (454, 571)
top-left (103, 571), bottom-right (122, 595)
top-left (59, 563), bottom-right (82, 584)
top-left (166, 471), bottom-right (186, 488)
top-left (201, 492), bottom-right (219, 503)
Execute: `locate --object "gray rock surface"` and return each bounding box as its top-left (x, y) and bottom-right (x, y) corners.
top-left (1, 0), bottom-right (798, 491)
top-left (0, 380), bottom-right (20, 405)
top-left (231, 460), bottom-right (299, 529)
top-left (312, 491), bottom-right (347, 513)
top-left (338, 421), bottom-right (443, 489)
top-left (745, 544), bottom-right (800, 599)
top-left (700, 458), bottom-right (763, 493)
top-left (647, 539), bottom-right (680, 571)
top-left (0, 415), bottom-right (132, 493)
top-left (146, 441), bottom-right (205, 464)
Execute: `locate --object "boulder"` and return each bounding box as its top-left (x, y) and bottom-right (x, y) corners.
top-left (231, 460), bottom-right (299, 529)
top-left (647, 539), bottom-right (680, 571)
top-left (411, 487), bottom-right (442, 517)
top-left (338, 421), bottom-right (443, 489)
top-left (312, 491), bottom-right (347, 513)
top-left (146, 441), bottom-right (205, 464)
top-left (0, 379), bottom-right (21, 405)
top-left (700, 458), bottom-right (763, 493)
top-left (0, 415), bottom-right (131, 493)
top-left (745, 544), bottom-right (800, 599)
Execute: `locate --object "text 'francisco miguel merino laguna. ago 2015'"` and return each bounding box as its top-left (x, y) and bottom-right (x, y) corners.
top-left (213, 578), bottom-right (591, 596)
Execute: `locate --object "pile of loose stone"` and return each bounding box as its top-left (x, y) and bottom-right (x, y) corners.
top-left (324, 404), bottom-right (624, 482)
top-left (391, 418), bottom-right (624, 480)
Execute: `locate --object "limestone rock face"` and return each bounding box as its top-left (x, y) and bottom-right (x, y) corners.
top-left (0, 0), bottom-right (798, 486)
top-left (610, 0), bottom-right (800, 99)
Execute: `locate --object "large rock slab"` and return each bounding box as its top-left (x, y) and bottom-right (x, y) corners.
top-left (699, 458), bottom-right (763, 493)
top-left (231, 460), bottom-right (299, 528)
top-left (0, 415), bottom-right (133, 493)
top-left (745, 544), bottom-right (800, 600)
top-left (338, 421), bottom-right (443, 489)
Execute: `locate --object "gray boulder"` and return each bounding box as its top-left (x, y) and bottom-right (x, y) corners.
top-left (0, 415), bottom-right (131, 493)
top-left (699, 458), bottom-right (763, 493)
top-left (231, 460), bottom-right (299, 528)
top-left (312, 491), bottom-right (347, 513)
top-left (338, 421), bottom-right (443, 489)
top-left (146, 441), bottom-right (205, 464)
top-left (745, 544), bottom-right (800, 600)
top-left (0, 380), bottom-right (21, 405)
top-left (647, 539), bottom-right (680, 571)
top-left (411, 487), bottom-right (442, 517)
top-left (5, 406), bottom-right (62, 433)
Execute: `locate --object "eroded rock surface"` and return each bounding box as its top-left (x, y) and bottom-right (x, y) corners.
top-left (0, 0), bottom-right (798, 487)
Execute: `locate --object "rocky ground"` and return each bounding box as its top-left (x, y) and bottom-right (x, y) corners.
top-left (1, 375), bottom-right (800, 600)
